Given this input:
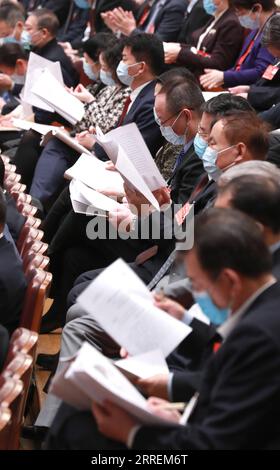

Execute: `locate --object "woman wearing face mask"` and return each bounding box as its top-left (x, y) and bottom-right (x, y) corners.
top-left (164, 0), bottom-right (244, 77)
top-left (73, 40), bottom-right (130, 136)
top-left (200, 0), bottom-right (276, 89)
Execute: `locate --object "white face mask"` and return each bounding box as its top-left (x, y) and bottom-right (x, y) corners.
top-left (154, 107), bottom-right (188, 146)
top-left (100, 69), bottom-right (116, 86)
top-left (116, 60), bottom-right (143, 86)
top-left (11, 74), bottom-right (25, 85)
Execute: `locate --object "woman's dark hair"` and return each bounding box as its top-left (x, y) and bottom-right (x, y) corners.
top-left (80, 33), bottom-right (117, 63)
top-left (230, 0), bottom-right (275, 12)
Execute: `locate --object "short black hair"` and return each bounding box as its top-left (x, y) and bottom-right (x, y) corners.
top-left (230, 0), bottom-right (275, 12)
top-left (123, 33), bottom-right (165, 76)
top-left (218, 174), bottom-right (280, 234)
top-left (80, 33), bottom-right (117, 63)
top-left (202, 93), bottom-right (254, 116)
top-left (30, 9), bottom-right (59, 36)
top-left (159, 76), bottom-right (204, 115)
top-left (0, 3), bottom-right (25, 26)
top-left (193, 207), bottom-right (272, 280)
top-left (157, 67), bottom-right (197, 86)
top-left (0, 42), bottom-right (28, 68)
top-left (0, 186), bottom-right (6, 230)
top-left (262, 13), bottom-right (280, 49)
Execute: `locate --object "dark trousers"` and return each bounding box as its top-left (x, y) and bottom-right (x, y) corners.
top-left (13, 130), bottom-right (42, 190)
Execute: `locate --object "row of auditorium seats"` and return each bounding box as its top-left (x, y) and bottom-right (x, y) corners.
top-left (0, 155), bottom-right (53, 449)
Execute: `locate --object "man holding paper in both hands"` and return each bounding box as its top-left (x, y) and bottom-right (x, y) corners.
top-left (46, 208), bottom-right (280, 450)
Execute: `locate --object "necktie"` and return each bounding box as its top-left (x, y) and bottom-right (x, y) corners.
top-left (148, 249), bottom-right (176, 291)
top-left (144, 0), bottom-right (167, 34)
top-left (117, 96), bottom-right (132, 127)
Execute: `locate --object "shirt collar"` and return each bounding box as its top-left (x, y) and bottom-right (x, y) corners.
top-left (129, 81), bottom-right (152, 105)
top-left (217, 279), bottom-right (277, 340)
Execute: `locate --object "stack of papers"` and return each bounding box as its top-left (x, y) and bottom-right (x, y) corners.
top-left (31, 68), bottom-right (85, 125)
top-left (50, 342), bottom-right (175, 426)
top-left (95, 123), bottom-right (167, 211)
top-left (69, 179), bottom-right (122, 215)
top-left (77, 259), bottom-right (191, 357)
top-left (65, 153), bottom-right (125, 196)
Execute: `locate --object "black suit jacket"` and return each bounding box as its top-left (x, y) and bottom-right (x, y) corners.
top-left (169, 144), bottom-right (206, 206)
top-left (5, 192), bottom-right (26, 243)
top-left (248, 59), bottom-right (280, 112)
top-left (134, 0), bottom-right (187, 42)
top-left (177, 0), bottom-right (211, 44)
top-left (32, 38), bottom-right (79, 125)
top-left (94, 81), bottom-right (164, 160)
top-left (272, 246), bottom-right (280, 280)
top-left (0, 237), bottom-right (27, 334)
top-left (261, 104), bottom-right (280, 131)
top-left (134, 281), bottom-right (280, 450)
top-left (177, 8), bottom-right (244, 75)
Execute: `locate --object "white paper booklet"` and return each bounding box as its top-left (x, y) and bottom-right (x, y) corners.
top-left (202, 91), bottom-right (229, 101)
top-left (31, 68), bottom-right (85, 125)
top-left (65, 153), bottom-right (125, 196)
top-left (50, 342), bottom-right (176, 426)
top-left (12, 118), bottom-right (59, 135)
top-left (115, 349), bottom-right (169, 380)
top-left (42, 129), bottom-right (93, 155)
top-left (77, 259), bottom-right (191, 357)
top-left (69, 179), bottom-right (122, 215)
top-left (96, 123), bottom-right (166, 191)
top-left (22, 52), bottom-right (64, 111)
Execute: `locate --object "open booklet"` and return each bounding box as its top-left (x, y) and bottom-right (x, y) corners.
top-left (12, 118), bottom-right (93, 155)
top-left (22, 52), bottom-right (64, 112)
top-left (77, 259), bottom-right (191, 358)
top-left (31, 68), bottom-right (85, 125)
top-left (65, 153), bottom-right (125, 197)
top-left (69, 179), bottom-right (123, 215)
top-left (95, 123), bottom-right (167, 211)
top-left (50, 342), bottom-right (176, 426)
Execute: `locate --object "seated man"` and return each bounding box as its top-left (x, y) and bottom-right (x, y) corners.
top-left (47, 207), bottom-right (280, 450)
top-left (0, 186), bottom-right (27, 334)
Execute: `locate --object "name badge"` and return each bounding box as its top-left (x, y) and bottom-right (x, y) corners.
top-left (262, 64), bottom-right (279, 80)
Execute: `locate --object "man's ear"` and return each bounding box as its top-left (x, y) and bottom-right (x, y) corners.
top-left (234, 142), bottom-right (246, 163)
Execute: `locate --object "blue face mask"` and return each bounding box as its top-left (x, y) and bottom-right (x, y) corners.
top-left (83, 60), bottom-right (98, 81)
top-left (117, 60), bottom-right (142, 87)
top-left (100, 69), bottom-right (116, 86)
top-left (194, 133), bottom-right (208, 159)
top-left (238, 10), bottom-right (260, 30)
top-left (194, 291), bottom-right (230, 325)
top-left (203, 0), bottom-right (217, 16)
top-left (202, 144), bottom-right (236, 181)
top-left (21, 30), bottom-right (32, 47)
top-left (74, 0), bottom-right (90, 8)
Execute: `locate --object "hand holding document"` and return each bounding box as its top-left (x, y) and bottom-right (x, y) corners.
top-left (31, 68), bottom-right (85, 125)
top-left (65, 153), bottom-right (125, 197)
top-left (77, 259), bottom-right (192, 358)
top-left (23, 52), bottom-right (64, 112)
top-left (95, 124), bottom-right (166, 210)
top-left (69, 179), bottom-right (123, 215)
top-left (50, 342), bottom-right (180, 426)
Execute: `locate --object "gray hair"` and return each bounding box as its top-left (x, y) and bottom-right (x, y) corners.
top-left (218, 161), bottom-right (280, 188)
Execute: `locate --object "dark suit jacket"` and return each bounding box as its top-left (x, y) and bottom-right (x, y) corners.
top-left (169, 144), bottom-right (206, 206)
top-left (177, 8), bottom-right (244, 76)
top-left (0, 237), bottom-right (27, 334)
top-left (177, 0), bottom-right (211, 44)
top-left (261, 104), bottom-right (280, 131)
top-left (94, 80), bottom-right (164, 160)
top-left (32, 38), bottom-right (79, 125)
top-left (0, 325), bottom-right (9, 372)
top-left (272, 246), bottom-right (280, 280)
top-left (134, 281), bottom-right (280, 450)
top-left (5, 192), bottom-right (26, 243)
top-left (248, 59), bottom-right (280, 112)
top-left (134, 0), bottom-right (187, 42)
